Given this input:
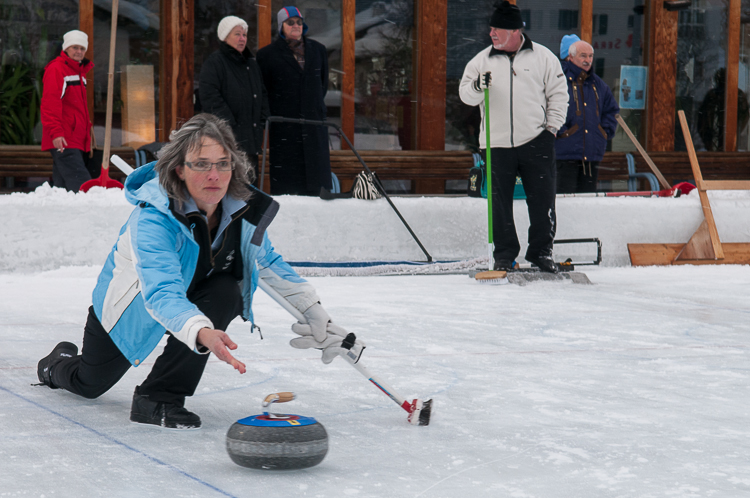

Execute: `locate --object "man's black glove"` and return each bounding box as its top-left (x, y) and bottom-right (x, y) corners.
top-left (473, 71), bottom-right (492, 92)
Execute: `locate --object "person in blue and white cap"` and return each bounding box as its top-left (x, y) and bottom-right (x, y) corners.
top-left (199, 15), bottom-right (269, 161)
top-left (555, 36), bottom-right (619, 194)
top-left (559, 34), bottom-right (580, 61)
top-left (257, 6), bottom-right (332, 196)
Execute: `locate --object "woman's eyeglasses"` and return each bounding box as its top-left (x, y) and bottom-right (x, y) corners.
top-left (184, 161), bottom-right (235, 172)
top-left (285, 19), bottom-right (304, 26)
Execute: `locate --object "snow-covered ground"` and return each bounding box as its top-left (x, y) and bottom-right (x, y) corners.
top-left (1, 185), bottom-right (749, 497)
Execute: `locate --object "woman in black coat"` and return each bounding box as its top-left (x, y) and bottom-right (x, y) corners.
top-left (256, 6), bottom-right (332, 196)
top-left (199, 16), bottom-right (269, 161)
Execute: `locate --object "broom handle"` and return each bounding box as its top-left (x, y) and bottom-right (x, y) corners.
top-left (484, 87), bottom-right (493, 270)
top-left (256, 278), bottom-right (412, 413)
top-left (102, 0), bottom-right (119, 172)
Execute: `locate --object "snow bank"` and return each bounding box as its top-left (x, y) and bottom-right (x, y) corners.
top-left (2, 183), bottom-right (750, 272)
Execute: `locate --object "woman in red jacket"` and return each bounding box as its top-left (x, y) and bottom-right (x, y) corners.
top-left (41, 30), bottom-right (94, 192)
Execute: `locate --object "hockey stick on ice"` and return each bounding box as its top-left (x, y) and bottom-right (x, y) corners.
top-left (257, 278), bottom-right (432, 426)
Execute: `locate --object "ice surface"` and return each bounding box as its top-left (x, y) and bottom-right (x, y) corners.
top-left (1, 185), bottom-right (749, 497)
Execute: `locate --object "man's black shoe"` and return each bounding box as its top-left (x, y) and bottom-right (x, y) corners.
top-left (493, 259), bottom-right (514, 271)
top-left (37, 341), bottom-right (78, 388)
top-left (526, 255), bottom-right (559, 274)
top-left (130, 391), bottom-right (201, 430)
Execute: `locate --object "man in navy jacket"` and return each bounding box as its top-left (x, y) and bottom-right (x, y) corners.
top-left (555, 40), bottom-right (619, 193)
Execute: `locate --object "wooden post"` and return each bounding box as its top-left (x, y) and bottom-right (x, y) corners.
top-left (724, 0), bottom-right (741, 152)
top-left (257, 0), bottom-right (272, 50)
top-left (414, 0), bottom-right (447, 193)
top-left (580, 0), bottom-right (593, 43)
top-left (415, 0), bottom-right (447, 151)
top-left (340, 0), bottom-right (356, 150)
top-left (159, 0), bottom-right (194, 141)
top-left (79, 0), bottom-right (94, 125)
top-left (646, 0), bottom-right (678, 151)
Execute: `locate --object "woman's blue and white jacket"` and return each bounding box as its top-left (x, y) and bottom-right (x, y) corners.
top-left (91, 162), bottom-right (318, 367)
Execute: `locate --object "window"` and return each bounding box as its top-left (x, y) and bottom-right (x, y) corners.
top-left (558, 10), bottom-right (578, 31)
top-left (599, 14), bottom-right (608, 35)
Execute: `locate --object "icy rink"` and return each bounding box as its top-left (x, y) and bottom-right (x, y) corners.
top-left (1, 265), bottom-right (749, 497)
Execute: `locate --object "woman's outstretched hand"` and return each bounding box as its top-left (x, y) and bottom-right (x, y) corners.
top-left (197, 328), bottom-right (246, 374)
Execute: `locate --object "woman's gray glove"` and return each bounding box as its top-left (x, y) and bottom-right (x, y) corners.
top-left (290, 303), bottom-right (365, 364)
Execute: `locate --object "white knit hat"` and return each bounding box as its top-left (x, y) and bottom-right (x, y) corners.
top-left (62, 30), bottom-right (88, 51)
top-left (217, 16), bottom-right (248, 42)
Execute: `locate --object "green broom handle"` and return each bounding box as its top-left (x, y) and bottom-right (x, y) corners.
top-left (484, 87), bottom-right (493, 267)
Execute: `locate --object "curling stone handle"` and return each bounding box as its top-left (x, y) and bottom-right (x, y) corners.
top-left (262, 392), bottom-right (295, 408)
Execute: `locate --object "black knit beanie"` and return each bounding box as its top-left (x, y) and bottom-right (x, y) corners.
top-left (490, 1), bottom-right (524, 30)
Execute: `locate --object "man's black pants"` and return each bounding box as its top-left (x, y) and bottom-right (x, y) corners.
top-left (50, 148), bottom-right (92, 192)
top-left (485, 130), bottom-right (557, 262)
top-left (51, 273), bottom-right (243, 405)
top-left (556, 160), bottom-right (599, 194)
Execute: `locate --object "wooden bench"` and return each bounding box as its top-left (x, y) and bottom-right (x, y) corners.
top-left (2, 146), bottom-right (749, 194)
top-left (598, 151), bottom-right (750, 190)
top-left (328, 150), bottom-right (474, 193)
top-left (0, 145), bottom-right (135, 189)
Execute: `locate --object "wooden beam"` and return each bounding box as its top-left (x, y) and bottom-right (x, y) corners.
top-left (725, 0), bottom-right (741, 152)
top-left (615, 114), bottom-right (671, 189)
top-left (257, 0), bottom-right (272, 50)
top-left (677, 110), bottom-right (724, 259)
top-left (159, 0), bottom-right (194, 141)
top-left (628, 243), bottom-right (750, 266)
top-left (580, 0), bottom-right (593, 43)
top-left (415, 0), bottom-right (447, 151)
top-left (79, 0), bottom-right (94, 125)
top-left (340, 0), bottom-right (356, 149)
top-left (646, 0), bottom-right (678, 151)
top-left (701, 180), bottom-right (750, 190)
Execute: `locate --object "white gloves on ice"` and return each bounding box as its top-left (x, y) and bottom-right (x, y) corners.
top-left (290, 303), bottom-right (365, 364)
top-left (473, 71), bottom-right (492, 91)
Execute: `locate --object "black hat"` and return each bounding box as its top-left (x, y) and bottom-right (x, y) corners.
top-left (490, 1), bottom-right (524, 30)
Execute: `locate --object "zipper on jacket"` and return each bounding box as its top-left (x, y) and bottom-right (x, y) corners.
top-left (579, 82), bottom-right (586, 158)
top-left (509, 58), bottom-right (515, 148)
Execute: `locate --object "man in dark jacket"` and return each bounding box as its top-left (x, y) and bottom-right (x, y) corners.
top-left (257, 6), bottom-right (332, 196)
top-left (555, 39), bottom-right (619, 193)
top-left (41, 30), bottom-right (94, 192)
top-left (199, 16), bottom-right (269, 162)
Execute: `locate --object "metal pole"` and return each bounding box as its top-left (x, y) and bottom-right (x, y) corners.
top-left (261, 116), bottom-right (433, 262)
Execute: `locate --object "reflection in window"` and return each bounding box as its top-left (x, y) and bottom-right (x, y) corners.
top-left (734, 0), bottom-right (750, 150)
top-left (0, 0), bottom-right (79, 146)
top-left (352, 0), bottom-right (414, 151)
top-left (593, 0), bottom-right (645, 156)
top-left (676, 3), bottom-right (729, 151)
top-left (558, 10), bottom-right (578, 31)
top-left (92, 0), bottom-right (160, 149)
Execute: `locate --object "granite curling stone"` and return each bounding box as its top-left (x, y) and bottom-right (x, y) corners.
top-left (226, 392), bottom-right (328, 470)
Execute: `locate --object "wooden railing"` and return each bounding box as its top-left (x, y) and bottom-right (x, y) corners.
top-left (2, 146), bottom-right (749, 194)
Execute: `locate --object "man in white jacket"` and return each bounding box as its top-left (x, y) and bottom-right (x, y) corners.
top-left (459, 1), bottom-right (568, 273)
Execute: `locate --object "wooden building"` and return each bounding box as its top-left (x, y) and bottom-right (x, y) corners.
top-left (1, 0), bottom-right (749, 192)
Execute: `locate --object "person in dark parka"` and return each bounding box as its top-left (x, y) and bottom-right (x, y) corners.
top-left (256, 6), bottom-right (332, 196)
top-left (199, 16), bottom-right (269, 161)
top-left (555, 39), bottom-right (619, 193)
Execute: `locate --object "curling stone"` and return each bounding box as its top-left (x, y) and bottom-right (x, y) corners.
top-left (226, 392), bottom-right (328, 470)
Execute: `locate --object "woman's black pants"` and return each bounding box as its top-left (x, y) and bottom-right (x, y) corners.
top-left (51, 273), bottom-right (243, 405)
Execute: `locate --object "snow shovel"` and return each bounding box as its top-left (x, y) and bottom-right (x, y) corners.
top-left (81, 0), bottom-right (124, 192)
